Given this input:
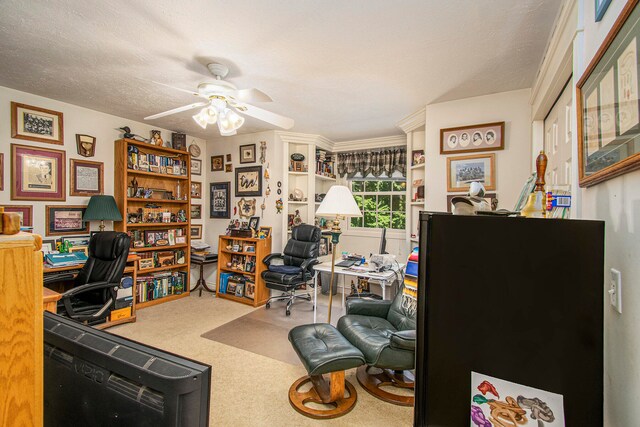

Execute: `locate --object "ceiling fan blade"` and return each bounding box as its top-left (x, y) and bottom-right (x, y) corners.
top-left (234, 103), bottom-right (294, 129)
top-left (150, 80), bottom-right (205, 98)
top-left (236, 88), bottom-right (273, 103)
top-left (144, 102), bottom-right (208, 120)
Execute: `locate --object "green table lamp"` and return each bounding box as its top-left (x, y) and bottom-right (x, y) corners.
top-left (83, 195), bottom-right (123, 231)
top-left (315, 185), bottom-right (362, 323)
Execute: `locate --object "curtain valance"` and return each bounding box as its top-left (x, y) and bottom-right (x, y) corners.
top-left (337, 147), bottom-right (406, 178)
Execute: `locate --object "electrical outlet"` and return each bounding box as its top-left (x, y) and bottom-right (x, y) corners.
top-left (609, 268), bottom-right (622, 314)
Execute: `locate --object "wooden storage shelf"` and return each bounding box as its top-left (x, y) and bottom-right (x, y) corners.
top-left (133, 244), bottom-right (188, 252)
top-left (127, 198), bottom-right (189, 204)
top-left (216, 235), bottom-right (271, 307)
top-left (315, 174), bottom-right (336, 182)
top-left (125, 222), bottom-right (189, 228)
top-left (114, 138), bottom-right (191, 308)
top-left (136, 292), bottom-right (189, 309)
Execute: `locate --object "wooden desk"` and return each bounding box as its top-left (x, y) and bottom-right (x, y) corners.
top-left (43, 254), bottom-right (140, 329)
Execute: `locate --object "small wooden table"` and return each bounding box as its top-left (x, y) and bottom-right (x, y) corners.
top-left (42, 287), bottom-right (62, 314)
top-left (190, 256), bottom-right (218, 296)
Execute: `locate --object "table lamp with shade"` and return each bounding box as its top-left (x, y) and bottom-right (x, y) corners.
top-left (83, 195), bottom-right (123, 232)
top-left (315, 185), bottom-right (362, 323)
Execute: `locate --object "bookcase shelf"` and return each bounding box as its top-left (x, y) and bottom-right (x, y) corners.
top-left (114, 138), bottom-right (191, 309)
top-left (216, 235), bottom-right (271, 307)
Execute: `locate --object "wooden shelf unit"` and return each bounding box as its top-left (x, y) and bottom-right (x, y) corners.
top-left (216, 235), bottom-right (271, 307)
top-left (114, 138), bottom-right (191, 308)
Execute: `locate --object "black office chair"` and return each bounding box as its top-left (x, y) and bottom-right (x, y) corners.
top-left (57, 232), bottom-right (131, 325)
top-left (262, 224), bottom-right (321, 316)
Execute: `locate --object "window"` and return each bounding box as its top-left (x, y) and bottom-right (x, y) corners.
top-left (349, 179), bottom-right (406, 230)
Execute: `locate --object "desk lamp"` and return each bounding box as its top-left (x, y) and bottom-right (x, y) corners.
top-left (315, 185), bottom-right (362, 323)
top-left (83, 195), bottom-right (123, 231)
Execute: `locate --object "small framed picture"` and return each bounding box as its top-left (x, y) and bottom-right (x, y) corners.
top-left (258, 226), bottom-right (272, 238)
top-left (235, 282), bottom-right (245, 297)
top-left (190, 224), bottom-right (202, 239)
top-left (69, 246), bottom-right (89, 256)
top-left (176, 235), bottom-right (187, 245)
top-left (76, 134), bottom-right (96, 157)
top-left (190, 204), bottom-right (202, 220)
top-left (440, 122), bottom-right (505, 155)
top-left (411, 150), bottom-right (425, 166)
top-left (239, 144), bottom-right (256, 164)
top-left (235, 166), bottom-right (262, 197)
top-left (225, 164), bottom-right (232, 173)
top-left (61, 236), bottom-right (90, 247)
top-left (248, 216), bottom-right (260, 231)
top-left (0, 205), bottom-right (33, 228)
top-left (41, 239), bottom-right (57, 254)
top-left (210, 182), bottom-right (231, 219)
top-left (11, 144), bottom-right (66, 201)
top-left (211, 155), bottom-right (224, 171)
top-left (244, 281), bottom-right (255, 299)
top-left (226, 154), bottom-right (232, 162)
top-left (191, 158), bottom-right (202, 176)
top-left (191, 181), bottom-right (202, 199)
top-left (70, 159), bottom-right (103, 197)
top-left (11, 102), bottom-right (64, 145)
top-left (446, 154), bottom-right (496, 192)
top-left (45, 205), bottom-right (89, 236)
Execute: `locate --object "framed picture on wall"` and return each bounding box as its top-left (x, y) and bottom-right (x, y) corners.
top-left (190, 204), bottom-right (202, 220)
top-left (45, 205), bottom-right (89, 236)
top-left (239, 144), bottom-right (256, 164)
top-left (190, 224), bottom-right (202, 239)
top-left (446, 154), bottom-right (496, 192)
top-left (0, 205), bottom-right (33, 228)
top-left (440, 122), bottom-right (505, 155)
top-left (11, 144), bottom-right (66, 201)
top-left (211, 155), bottom-right (224, 171)
top-left (191, 158), bottom-right (202, 176)
top-left (235, 165), bottom-right (262, 197)
top-left (210, 182), bottom-right (231, 219)
top-left (11, 102), bottom-right (64, 145)
top-left (577, 0), bottom-right (640, 187)
top-left (70, 159), bottom-right (103, 197)
top-left (191, 181), bottom-right (202, 199)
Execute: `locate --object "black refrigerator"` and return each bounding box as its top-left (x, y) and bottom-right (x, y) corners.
top-left (414, 213), bottom-right (604, 427)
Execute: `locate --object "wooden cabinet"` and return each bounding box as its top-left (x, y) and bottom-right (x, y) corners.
top-left (216, 235), bottom-right (271, 307)
top-left (114, 138), bottom-right (191, 309)
top-left (0, 232), bottom-right (43, 426)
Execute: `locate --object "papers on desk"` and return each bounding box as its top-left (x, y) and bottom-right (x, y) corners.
top-left (44, 252), bottom-right (88, 267)
top-left (191, 240), bottom-right (210, 251)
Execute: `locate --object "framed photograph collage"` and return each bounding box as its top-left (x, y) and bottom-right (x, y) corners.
top-left (577, 0), bottom-right (640, 187)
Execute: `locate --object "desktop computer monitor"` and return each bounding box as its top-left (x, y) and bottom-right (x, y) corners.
top-left (379, 227), bottom-right (388, 254)
top-left (43, 311), bottom-right (211, 426)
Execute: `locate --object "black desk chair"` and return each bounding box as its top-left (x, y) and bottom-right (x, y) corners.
top-left (261, 224), bottom-right (321, 316)
top-left (57, 231), bottom-right (130, 325)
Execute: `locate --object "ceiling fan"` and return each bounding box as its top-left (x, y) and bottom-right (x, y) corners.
top-left (144, 62), bottom-right (294, 136)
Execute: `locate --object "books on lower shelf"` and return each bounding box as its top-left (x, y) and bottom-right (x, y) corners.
top-left (218, 272), bottom-right (255, 300)
top-left (136, 271), bottom-right (187, 303)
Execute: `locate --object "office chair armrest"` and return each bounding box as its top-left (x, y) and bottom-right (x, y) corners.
top-left (390, 329), bottom-right (416, 351)
top-left (262, 253), bottom-right (283, 266)
top-left (300, 258), bottom-right (320, 273)
top-left (62, 280), bottom-right (117, 297)
top-left (345, 299), bottom-right (392, 317)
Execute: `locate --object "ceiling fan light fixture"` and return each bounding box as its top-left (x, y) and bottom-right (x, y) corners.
top-left (192, 110), bottom-right (208, 129)
top-left (205, 106), bottom-right (218, 124)
top-left (226, 109), bottom-right (245, 130)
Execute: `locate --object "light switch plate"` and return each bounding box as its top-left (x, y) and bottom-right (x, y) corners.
top-left (610, 268), bottom-right (622, 314)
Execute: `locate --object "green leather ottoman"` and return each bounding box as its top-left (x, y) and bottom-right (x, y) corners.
top-left (288, 323), bottom-right (365, 419)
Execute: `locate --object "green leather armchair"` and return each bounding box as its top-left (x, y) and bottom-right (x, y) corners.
top-left (337, 290), bottom-right (416, 406)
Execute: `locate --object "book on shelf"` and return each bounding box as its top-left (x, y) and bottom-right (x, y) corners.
top-left (136, 271), bottom-right (187, 303)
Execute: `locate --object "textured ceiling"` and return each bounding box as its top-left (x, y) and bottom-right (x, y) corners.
top-left (0, 0), bottom-right (561, 141)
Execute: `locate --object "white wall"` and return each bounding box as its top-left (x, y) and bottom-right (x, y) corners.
top-left (578, 1), bottom-right (640, 425)
top-left (204, 131), bottom-right (283, 254)
top-left (424, 89), bottom-right (533, 212)
top-left (0, 85), bottom-right (208, 287)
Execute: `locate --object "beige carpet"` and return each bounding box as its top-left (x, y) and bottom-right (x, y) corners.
top-left (200, 299), bottom-right (343, 365)
top-left (110, 293), bottom-right (413, 427)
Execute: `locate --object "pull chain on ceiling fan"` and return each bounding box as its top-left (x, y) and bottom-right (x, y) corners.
top-left (144, 62), bottom-right (294, 136)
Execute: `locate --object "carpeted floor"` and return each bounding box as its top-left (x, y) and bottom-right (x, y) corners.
top-left (200, 299), bottom-right (344, 365)
top-left (110, 292), bottom-right (413, 426)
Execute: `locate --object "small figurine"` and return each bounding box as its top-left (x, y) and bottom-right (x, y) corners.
top-left (119, 126), bottom-right (147, 142)
top-left (275, 198), bottom-right (283, 214)
top-left (451, 182), bottom-right (491, 215)
top-left (151, 130), bottom-right (163, 146)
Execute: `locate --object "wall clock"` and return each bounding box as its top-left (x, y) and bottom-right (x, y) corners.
top-left (189, 143), bottom-right (201, 158)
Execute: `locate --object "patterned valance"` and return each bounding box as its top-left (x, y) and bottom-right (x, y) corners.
top-left (337, 147), bottom-right (406, 179)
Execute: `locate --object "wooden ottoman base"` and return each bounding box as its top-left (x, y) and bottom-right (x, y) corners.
top-left (289, 370), bottom-right (357, 419)
top-left (356, 365), bottom-right (415, 406)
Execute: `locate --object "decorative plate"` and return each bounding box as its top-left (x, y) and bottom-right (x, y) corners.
top-left (189, 144), bottom-right (201, 158)
top-left (291, 153), bottom-right (305, 161)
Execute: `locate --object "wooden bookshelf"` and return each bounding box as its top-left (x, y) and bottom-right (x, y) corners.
top-left (114, 138), bottom-right (191, 309)
top-left (216, 234), bottom-right (271, 307)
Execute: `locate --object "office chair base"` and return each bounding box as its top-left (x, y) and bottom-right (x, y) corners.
top-left (289, 372), bottom-right (357, 419)
top-left (356, 365), bottom-right (414, 406)
top-left (265, 292), bottom-right (311, 316)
